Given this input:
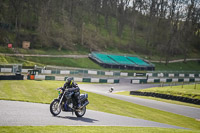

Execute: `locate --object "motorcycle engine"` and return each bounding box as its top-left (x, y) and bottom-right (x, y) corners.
top-left (64, 103), bottom-right (68, 111)
top-left (68, 103), bottom-right (73, 108)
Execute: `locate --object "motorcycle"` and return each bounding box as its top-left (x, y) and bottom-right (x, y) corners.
top-left (50, 87), bottom-right (89, 117)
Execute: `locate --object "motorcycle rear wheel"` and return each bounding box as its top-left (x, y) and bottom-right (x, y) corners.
top-left (50, 99), bottom-right (61, 116)
top-left (75, 107), bottom-right (86, 117)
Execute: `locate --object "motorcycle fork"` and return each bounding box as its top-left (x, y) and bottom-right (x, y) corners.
top-left (58, 92), bottom-right (65, 108)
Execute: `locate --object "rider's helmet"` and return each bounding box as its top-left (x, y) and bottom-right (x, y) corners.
top-left (64, 77), bottom-right (74, 88)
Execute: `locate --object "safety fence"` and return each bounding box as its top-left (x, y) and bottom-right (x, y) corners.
top-left (1, 67), bottom-right (200, 78)
top-left (131, 78), bottom-right (200, 84)
top-left (0, 75), bottom-right (24, 80)
top-left (0, 67), bottom-right (130, 76)
top-left (146, 72), bottom-right (200, 78)
top-left (33, 75), bottom-right (120, 83)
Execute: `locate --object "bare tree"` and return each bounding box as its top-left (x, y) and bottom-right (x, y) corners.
top-left (116, 0), bottom-right (130, 38)
top-left (180, 0), bottom-right (199, 62)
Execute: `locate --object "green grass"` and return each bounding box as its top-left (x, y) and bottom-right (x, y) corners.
top-left (1, 54), bottom-right (200, 72)
top-left (139, 84), bottom-right (200, 100)
top-left (0, 80), bottom-right (63, 103)
top-left (0, 55), bottom-right (43, 66)
top-left (0, 54), bottom-right (146, 73)
top-left (24, 57), bottom-right (102, 69)
top-left (115, 91), bottom-right (200, 108)
top-left (1, 126), bottom-right (200, 133)
top-left (0, 46), bottom-right (14, 54)
top-left (0, 80), bottom-right (200, 130)
top-left (0, 55), bottom-right (101, 69)
top-left (0, 46), bottom-right (88, 55)
top-left (154, 61), bottom-right (200, 71)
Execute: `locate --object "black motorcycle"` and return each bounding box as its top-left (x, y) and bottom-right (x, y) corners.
top-left (50, 87), bottom-right (89, 117)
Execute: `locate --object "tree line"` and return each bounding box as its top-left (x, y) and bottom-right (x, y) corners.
top-left (0, 0), bottom-right (199, 63)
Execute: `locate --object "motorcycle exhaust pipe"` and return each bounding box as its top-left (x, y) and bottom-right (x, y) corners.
top-left (80, 101), bottom-right (89, 109)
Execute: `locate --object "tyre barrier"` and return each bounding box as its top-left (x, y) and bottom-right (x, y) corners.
top-left (0, 75), bottom-right (24, 80)
top-left (130, 91), bottom-right (200, 105)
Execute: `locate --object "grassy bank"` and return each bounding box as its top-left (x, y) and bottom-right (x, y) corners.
top-left (115, 83), bottom-right (200, 108)
top-left (24, 56), bottom-right (102, 69)
top-left (1, 126), bottom-right (200, 133)
top-left (0, 55), bottom-right (102, 69)
top-left (154, 61), bottom-right (200, 71)
top-left (0, 55), bottom-right (43, 67)
top-left (115, 91), bottom-right (200, 108)
top-left (139, 84), bottom-right (200, 100)
top-left (0, 46), bottom-right (88, 55)
top-left (0, 80), bottom-right (200, 130)
top-left (1, 54), bottom-right (200, 71)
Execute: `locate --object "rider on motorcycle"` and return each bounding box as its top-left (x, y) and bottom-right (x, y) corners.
top-left (63, 77), bottom-right (81, 109)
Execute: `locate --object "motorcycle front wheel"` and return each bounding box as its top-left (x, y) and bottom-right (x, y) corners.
top-left (75, 106), bottom-right (86, 117)
top-left (50, 99), bottom-right (61, 116)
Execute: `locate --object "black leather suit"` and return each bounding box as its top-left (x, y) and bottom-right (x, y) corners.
top-left (64, 81), bottom-right (80, 107)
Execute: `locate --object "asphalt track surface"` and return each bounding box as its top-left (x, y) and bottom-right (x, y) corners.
top-left (0, 83), bottom-right (199, 129)
top-left (0, 100), bottom-right (185, 129)
top-left (79, 84), bottom-right (200, 119)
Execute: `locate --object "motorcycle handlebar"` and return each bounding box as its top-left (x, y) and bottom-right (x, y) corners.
top-left (56, 87), bottom-right (76, 96)
top-left (56, 87), bottom-right (63, 90)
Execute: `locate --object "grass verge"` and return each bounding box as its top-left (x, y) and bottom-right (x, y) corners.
top-left (0, 55), bottom-right (43, 67)
top-left (154, 61), bottom-right (200, 71)
top-left (24, 56), bottom-right (102, 69)
top-left (1, 126), bottom-right (200, 133)
top-left (139, 84), bottom-right (200, 100)
top-left (1, 53), bottom-right (200, 71)
top-left (0, 80), bottom-right (200, 130)
top-left (115, 91), bottom-right (200, 108)
top-left (0, 46), bottom-right (88, 55)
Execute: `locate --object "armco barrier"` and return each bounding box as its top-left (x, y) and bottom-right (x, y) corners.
top-left (1, 67), bottom-right (199, 81)
top-left (91, 78), bottom-right (99, 83)
top-left (46, 70), bottom-right (200, 78)
top-left (83, 78), bottom-right (91, 82)
top-left (34, 75), bottom-right (119, 83)
top-left (71, 77), bottom-right (120, 83)
top-left (1, 67), bottom-right (199, 78)
top-left (35, 75), bottom-right (45, 80)
top-left (100, 79), bottom-right (107, 83)
top-left (1, 68), bottom-right (12, 73)
top-left (51, 70), bottom-right (60, 74)
top-left (0, 75), bottom-right (24, 80)
top-left (55, 76), bottom-right (65, 81)
top-left (60, 70), bottom-right (70, 75)
top-left (130, 91), bottom-right (200, 105)
top-left (131, 78), bottom-right (200, 84)
top-left (146, 72), bottom-right (200, 78)
top-left (45, 76), bottom-right (55, 80)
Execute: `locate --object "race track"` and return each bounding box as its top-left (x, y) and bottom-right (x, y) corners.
top-left (79, 84), bottom-right (200, 119)
top-left (1, 83), bottom-right (199, 129)
top-left (0, 100), bottom-right (185, 129)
